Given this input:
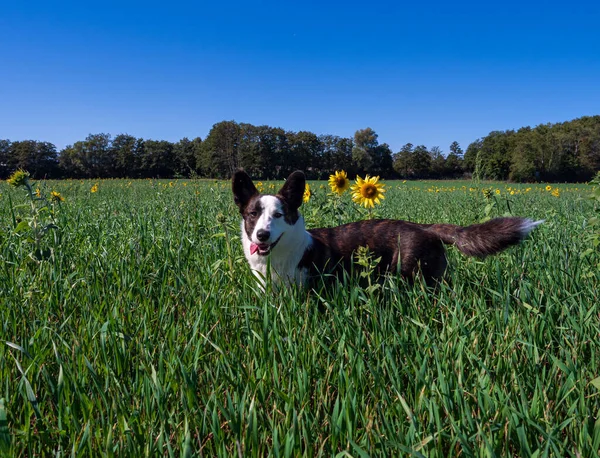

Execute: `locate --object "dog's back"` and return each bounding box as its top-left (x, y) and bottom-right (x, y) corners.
top-left (301, 217), bottom-right (540, 285)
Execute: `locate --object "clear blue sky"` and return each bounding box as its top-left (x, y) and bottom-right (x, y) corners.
top-left (1, 0), bottom-right (599, 154)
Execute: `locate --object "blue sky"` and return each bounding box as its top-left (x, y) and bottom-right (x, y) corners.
top-left (1, 0), bottom-right (599, 154)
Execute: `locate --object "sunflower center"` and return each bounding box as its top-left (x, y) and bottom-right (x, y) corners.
top-left (335, 178), bottom-right (347, 188)
top-left (362, 184), bottom-right (377, 198)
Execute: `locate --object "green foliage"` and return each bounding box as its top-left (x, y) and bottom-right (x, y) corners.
top-left (466, 115), bottom-right (600, 182)
top-left (393, 143), bottom-right (462, 179)
top-left (4, 170), bottom-right (61, 262)
top-left (479, 187), bottom-right (515, 222)
top-left (0, 177), bottom-right (598, 456)
top-left (0, 140), bottom-right (59, 179)
top-left (581, 172), bottom-right (600, 273)
top-left (353, 245), bottom-right (382, 296)
top-left (352, 128), bottom-right (393, 176)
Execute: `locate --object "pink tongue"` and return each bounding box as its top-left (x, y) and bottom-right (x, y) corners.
top-left (250, 243), bottom-right (259, 255)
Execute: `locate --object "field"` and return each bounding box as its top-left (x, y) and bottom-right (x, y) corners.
top-left (1, 176), bottom-right (599, 457)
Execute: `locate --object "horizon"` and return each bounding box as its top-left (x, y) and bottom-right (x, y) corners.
top-left (2, 0), bottom-right (599, 154)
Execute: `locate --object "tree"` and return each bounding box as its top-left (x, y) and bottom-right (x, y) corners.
top-left (352, 128), bottom-right (378, 174)
top-left (139, 139), bottom-right (175, 178)
top-left (392, 143), bottom-right (432, 178)
top-left (480, 131), bottom-right (514, 180)
top-left (320, 135), bottom-right (354, 177)
top-left (333, 137), bottom-right (355, 175)
top-left (58, 145), bottom-right (79, 177)
top-left (392, 143), bottom-right (414, 177)
top-left (191, 137), bottom-right (204, 175)
top-left (288, 131), bottom-right (322, 178)
top-left (429, 146), bottom-right (446, 178)
top-left (58, 133), bottom-right (113, 177)
top-left (111, 134), bottom-right (138, 177)
top-left (85, 133), bottom-right (114, 177)
top-left (445, 141), bottom-right (463, 177)
top-left (449, 141), bottom-right (463, 158)
top-left (8, 140), bottom-right (59, 178)
top-left (198, 121), bottom-right (242, 178)
top-left (253, 126), bottom-right (288, 179)
top-left (371, 143), bottom-right (393, 177)
top-left (510, 127), bottom-right (539, 182)
top-left (463, 139), bottom-right (482, 174)
top-left (411, 145), bottom-right (433, 178)
top-left (0, 139), bottom-right (10, 178)
top-left (173, 137), bottom-right (199, 177)
top-left (352, 128), bottom-right (392, 176)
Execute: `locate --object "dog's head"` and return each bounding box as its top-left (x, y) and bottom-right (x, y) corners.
top-left (232, 170), bottom-right (306, 256)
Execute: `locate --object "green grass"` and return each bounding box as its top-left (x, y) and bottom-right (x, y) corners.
top-left (0, 178), bottom-right (599, 457)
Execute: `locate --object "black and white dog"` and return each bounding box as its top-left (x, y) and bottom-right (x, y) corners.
top-left (233, 170), bottom-right (542, 289)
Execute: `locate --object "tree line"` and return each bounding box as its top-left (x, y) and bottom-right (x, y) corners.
top-left (1, 115), bottom-right (599, 181)
top-left (463, 115), bottom-right (600, 182)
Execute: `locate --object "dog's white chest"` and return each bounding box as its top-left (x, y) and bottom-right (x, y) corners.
top-left (241, 220), bottom-right (312, 288)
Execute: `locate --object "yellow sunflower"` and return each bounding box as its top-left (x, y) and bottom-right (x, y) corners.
top-left (303, 183), bottom-right (311, 203)
top-left (91, 184), bottom-right (98, 193)
top-left (545, 185), bottom-right (552, 191)
top-left (351, 175), bottom-right (386, 208)
top-left (50, 191), bottom-right (64, 202)
top-left (7, 169), bottom-right (30, 187)
top-left (328, 170), bottom-right (350, 195)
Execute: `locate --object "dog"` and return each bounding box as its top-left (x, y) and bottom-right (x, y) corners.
top-left (232, 170), bottom-right (542, 289)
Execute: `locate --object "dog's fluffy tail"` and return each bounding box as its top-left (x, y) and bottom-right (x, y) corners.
top-left (427, 217), bottom-right (543, 257)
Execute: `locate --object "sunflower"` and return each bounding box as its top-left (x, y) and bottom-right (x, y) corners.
top-left (545, 185), bottom-right (552, 191)
top-left (91, 184), bottom-right (98, 193)
top-left (50, 191), bottom-right (64, 202)
top-left (328, 170), bottom-right (350, 195)
top-left (551, 187), bottom-right (560, 198)
top-left (7, 169), bottom-right (30, 187)
top-left (303, 183), bottom-right (311, 203)
top-left (351, 175), bottom-right (386, 208)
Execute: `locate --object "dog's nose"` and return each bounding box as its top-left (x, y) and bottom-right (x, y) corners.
top-left (256, 229), bottom-right (270, 242)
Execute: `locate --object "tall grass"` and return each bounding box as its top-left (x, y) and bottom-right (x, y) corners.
top-left (0, 178), bottom-right (599, 457)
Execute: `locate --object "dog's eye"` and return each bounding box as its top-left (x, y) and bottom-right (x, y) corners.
top-left (273, 212), bottom-right (283, 218)
top-left (249, 211), bottom-right (258, 217)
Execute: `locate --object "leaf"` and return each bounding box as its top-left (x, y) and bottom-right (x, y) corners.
top-left (0, 398), bottom-right (10, 451)
top-left (11, 354), bottom-right (41, 419)
top-left (414, 435), bottom-right (434, 452)
top-left (396, 391), bottom-right (415, 425)
top-left (14, 221), bottom-right (30, 234)
top-left (590, 376), bottom-right (600, 391)
top-left (5, 342), bottom-right (32, 359)
top-left (348, 439), bottom-right (371, 458)
top-left (581, 248), bottom-right (594, 258)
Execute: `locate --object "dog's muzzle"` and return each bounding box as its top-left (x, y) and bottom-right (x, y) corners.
top-left (250, 234), bottom-right (283, 256)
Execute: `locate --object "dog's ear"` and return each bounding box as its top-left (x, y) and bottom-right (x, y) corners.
top-left (232, 169), bottom-right (259, 211)
top-left (278, 171), bottom-right (305, 211)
